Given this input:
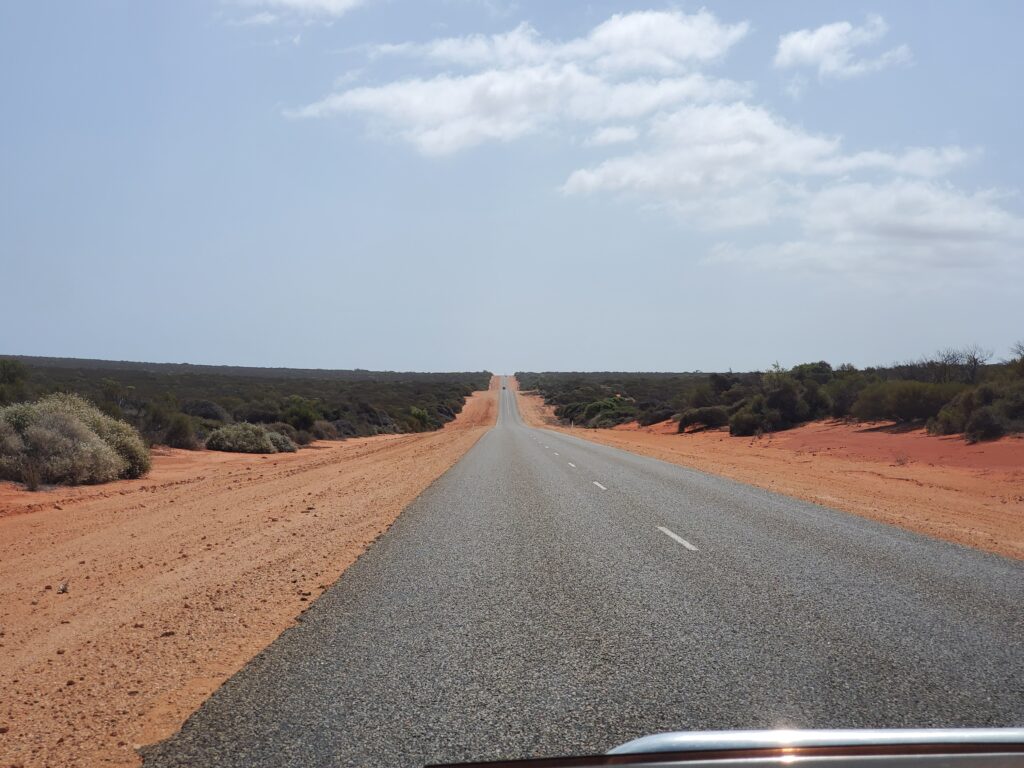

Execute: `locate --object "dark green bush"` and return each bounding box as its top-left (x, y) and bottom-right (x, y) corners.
top-left (965, 407), bottom-right (1005, 443)
top-left (0, 359), bottom-right (29, 405)
top-left (283, 396), bottom-right (319, 431)
top-left (852, 381), bottom-right (964, 422)
top-left (824, 374), bottom-right (869, 417)
top-left (163, 414), bottom-right (198, 450)
top-left (729, 408), bottom-right (766, 436)
top-left (182, 400), bottom-right (231, 422)
top-left (638, 406), bottom-right (675, 426)
top-left (762, 371), bottom-right (809, 426)
top-left (678, 406), bottom-right (729, 431)
top-left (332, 419), bottom-right (357, 436)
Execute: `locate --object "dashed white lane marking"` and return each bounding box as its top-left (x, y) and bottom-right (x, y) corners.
top-left (657, 526), bottom-right (698, 551)
top-left (593, 481), bottom-right (607, 491)
top-left (568, 462), bottom-right (576, 468)
top-left (553, 452), bottom-right (559, 456)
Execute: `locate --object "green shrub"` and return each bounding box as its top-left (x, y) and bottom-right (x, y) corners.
top-left (408, 406), bottom-right (432, 431)
top-left (965, 407), bottom-right (1005, 443)
top-left (678, 406), bottom-right (729, 431)
top-left (729, 408), bottom-right (765, 436)
top-left (266, 430), bottom-right (297, 453)
top-left (852, 381), bottom-right (964, 422)
top-left (293, 430), bottom-right (314, 445)
top-left (823, 374), bottom-right (869, 417)
top-left (163, 414), bottom-right (198, 450)
top-left (762, 372), bottom-right (809, 425)
top-left (282, 396), bottom-right (319, 431)
top-left (205, 423), bottom-right (278, 454)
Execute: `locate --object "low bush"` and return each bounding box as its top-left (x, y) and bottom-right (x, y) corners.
top-left (37, 393), bottom-right (151, 478)
top-left (638, 406), bottom-right (675, 426)
top-left (205, 423), bottom-right (279, 454)
top-left (678, 406), bottom-right (729, 431)
top-left (310, 419), bottom-right (338, 440)
top-left (266, 430), bottom-right (297, 453)
top-left (267, 422), bottom-right (298, 441)
top-left (0, 394), bottom-right (150, 488)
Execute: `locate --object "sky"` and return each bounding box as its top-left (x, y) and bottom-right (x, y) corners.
top-left (1, 1), bottom-right (1022, 373)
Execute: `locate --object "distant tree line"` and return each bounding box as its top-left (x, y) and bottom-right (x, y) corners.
top-left (0, 357), bottom-right (491, 451)
top-left (516, 343), bottom-right (1024, 443)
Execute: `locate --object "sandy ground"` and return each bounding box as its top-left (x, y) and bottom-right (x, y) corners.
top-left (0, 380), bottom-right (498, 768)
top-left (512, 380), bottom-right (1023, 561)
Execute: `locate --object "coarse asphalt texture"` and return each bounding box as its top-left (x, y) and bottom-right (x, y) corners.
top-left (142, 379), bottom-right (1024, 767)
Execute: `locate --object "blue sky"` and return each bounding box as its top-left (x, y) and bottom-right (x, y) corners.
top-left (1, 1), bottom-right (1021, 372)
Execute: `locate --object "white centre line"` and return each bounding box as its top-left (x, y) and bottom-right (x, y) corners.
top-left (593, 481), bottom-right (607, 491)
top-left (567, 462), bottom-right (576, 468)
top-left (657, 526), bottom-right (699, 552)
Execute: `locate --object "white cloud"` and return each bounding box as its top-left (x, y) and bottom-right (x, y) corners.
top-left (292, 11), bottom-right (751, 154)
top-left (288, 8), bottom-right (1022, 272)
top-left (561, 103), bottom-right (1020, 268)
top-left (563, 104), bottom-right (969, 203)
top-left (235, 0), bottom-right (364, 21)
top-left (711, 181), bottom-right (1024, 271)
top-left (375, 11), bottom-right (749, 74)
top-left (238, 11), bottom-right (278, 25)
top-left (775, 15), bottom-right (911, 79)
top-left (584, 126), bottom-right (639, 147)
top-left (291, 66), bottom-right (747, 155)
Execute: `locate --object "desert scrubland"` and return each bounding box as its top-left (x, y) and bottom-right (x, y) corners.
top-left (0, 381), bottom-right (498, 767)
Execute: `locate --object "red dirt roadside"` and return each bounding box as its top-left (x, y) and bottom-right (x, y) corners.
top-left (513, 379), bottom-right (1024, 560)
top-left (0, 379), bottom-right (498, 768)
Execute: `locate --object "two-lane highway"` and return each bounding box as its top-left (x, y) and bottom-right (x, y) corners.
top-left (144, 378), bottom-right (1024, 767)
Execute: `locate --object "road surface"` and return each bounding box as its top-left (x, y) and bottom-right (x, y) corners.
top-left (143, 379), bottom-right (1024, 767)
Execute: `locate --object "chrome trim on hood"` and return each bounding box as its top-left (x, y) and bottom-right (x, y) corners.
top-left (609, 729), bottom-right (1024, 755)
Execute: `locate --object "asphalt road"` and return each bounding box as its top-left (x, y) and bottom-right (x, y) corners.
top-left (143, 379), bottom-right (1024, 767)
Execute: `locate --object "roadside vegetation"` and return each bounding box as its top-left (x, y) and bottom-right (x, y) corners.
top-left (0, 393), bottom-right (151, 490)
top-left (517, 342), bottom-right (1024, 443)
top-left (0, 357), bottom-right (491, 487)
